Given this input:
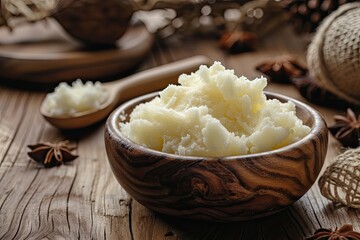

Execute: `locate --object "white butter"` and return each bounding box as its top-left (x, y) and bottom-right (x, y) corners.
top-left (43, 79), bottom-right (109, 117)
top-left (121, 62), bottom-right (310, 157)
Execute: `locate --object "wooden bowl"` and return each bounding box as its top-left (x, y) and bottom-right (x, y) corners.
top-left (105, 91), bottom-right (328, 221)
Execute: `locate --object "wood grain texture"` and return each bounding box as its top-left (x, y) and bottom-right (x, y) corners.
top-left (105, 92), bottom-right (328, 221)
top-left (0, 24), bottom-right (359, 239)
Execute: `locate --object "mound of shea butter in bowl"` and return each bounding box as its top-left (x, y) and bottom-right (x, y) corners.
top-left (120, 61), bottom-right (311, 157)
top-left (105, 61), bottom-right (328, 221)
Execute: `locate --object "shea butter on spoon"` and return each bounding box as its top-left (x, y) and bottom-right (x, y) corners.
top-left (121, 61), bottom-right (311, 157)
top-left (43, 79), bottom-right (109, 117)
top-left (40, 55), bottom-right (211, 129)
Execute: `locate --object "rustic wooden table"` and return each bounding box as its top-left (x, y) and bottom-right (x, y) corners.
top-left (0, 25), bottom-right (359, 240)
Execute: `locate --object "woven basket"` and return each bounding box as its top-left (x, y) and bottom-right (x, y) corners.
top-left (307, 3), bottom-right (360, 105)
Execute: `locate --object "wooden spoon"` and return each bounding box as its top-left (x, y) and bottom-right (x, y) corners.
top-left (40, 55), bottom-right (211, 129)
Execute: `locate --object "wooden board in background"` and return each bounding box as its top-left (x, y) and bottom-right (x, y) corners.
top-left (0, 19), bottom-right (154, 85)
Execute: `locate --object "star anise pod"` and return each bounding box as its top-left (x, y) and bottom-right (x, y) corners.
top-left (291, 74), bottom-right (350, 109)
top-left (329, 108), bottom-right (360, 148)
top-left (219, 30), bottom-right (256, 54)
top-left (28, 140), bottom-right (78, 168)
top-left (306, 224), bottom-right (360, 240)
top-left (256, 55), bottom-right (307, 83)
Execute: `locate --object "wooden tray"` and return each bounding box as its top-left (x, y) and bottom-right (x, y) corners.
top-left (0, 19), bottom-right (154, 85)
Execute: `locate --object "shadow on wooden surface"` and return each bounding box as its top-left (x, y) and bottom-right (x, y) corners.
top-left (157, 208), bottom-right (303, 240)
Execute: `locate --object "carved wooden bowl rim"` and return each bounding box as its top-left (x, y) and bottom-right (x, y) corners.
top-left (107, 91), bottom-right (326, 160)
top-left (105, 91), bottom-right (328, 221)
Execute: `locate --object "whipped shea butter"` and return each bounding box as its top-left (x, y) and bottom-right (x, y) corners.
top-left (43, 79), bottom-right (109, 117)
top-left (120, 62), bottom-right (310, 157)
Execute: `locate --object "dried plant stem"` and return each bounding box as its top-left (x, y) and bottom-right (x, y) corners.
top-left (0, 0), bottom-right (57, 29)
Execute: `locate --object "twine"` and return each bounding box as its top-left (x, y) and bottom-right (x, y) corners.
top-left (307, 3), bottom-right (360, 105)
top-left (318, 147), bottom-right (360, 208)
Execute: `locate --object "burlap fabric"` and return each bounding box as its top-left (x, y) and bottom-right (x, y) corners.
top-left (307, 3), bottom-right (360, 105)
top-left (318, 147), bottom-right (360, 208)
